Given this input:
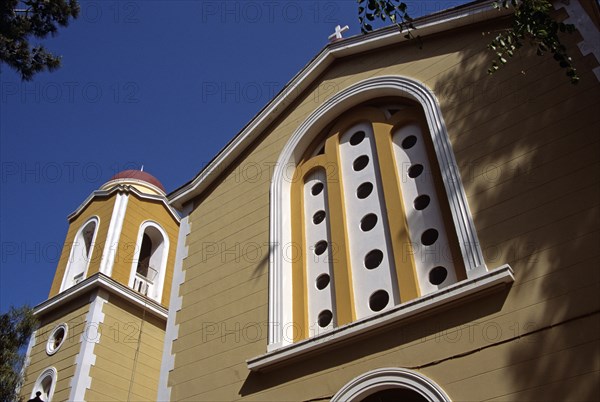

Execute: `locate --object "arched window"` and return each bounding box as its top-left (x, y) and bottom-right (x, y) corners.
top-left (60, 217), bottom-right (99, 292)
top-left (290, 103), bottom-right (463, 339)
top-left (31, 367), bottom-right (58, 402)
top-left (332, 367), bottom-right (451, 402)
top-left (267, 76), bottom-right (503, 350)
top-left (129, 221), bottom-right (169, 302)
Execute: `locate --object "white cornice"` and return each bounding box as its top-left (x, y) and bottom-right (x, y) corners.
top-left (34, 273), bottom-right (168, 320)
top-left (168, 0), bottom-right (511, 209)
top-left (248, 265), bottom-right (514, 372)
top-left (68, 184), bottom-right (181, 223)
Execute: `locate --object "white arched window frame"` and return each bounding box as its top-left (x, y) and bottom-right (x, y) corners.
top-left (332, 367), bottom-right (451, 402)
top-left (269, 76), bottom-right (491, 350)
top-left (31, 367), bottom-right (58, 402)
top-left (60, 216), bottom-right (100, 292)
top-left (128, 221), bottom-right (169, 302)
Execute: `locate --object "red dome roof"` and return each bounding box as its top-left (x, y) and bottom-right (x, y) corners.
top-left (109, 170), bottom-right (166, 192)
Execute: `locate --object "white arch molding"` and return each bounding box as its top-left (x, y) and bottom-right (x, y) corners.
top-left (268, 76), bottom-right (488, 349)
top-left (31, 366), bottom-right (58, 402)
top-left (128, 220), bottom-right (170, 302)
top-left (331, 368), bottom-right (451, 402)
top-left (60, 216), bottom-right (100, 292)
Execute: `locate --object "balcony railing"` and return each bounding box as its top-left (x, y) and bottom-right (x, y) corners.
top-left (133, 266), bottom-right (157, 296)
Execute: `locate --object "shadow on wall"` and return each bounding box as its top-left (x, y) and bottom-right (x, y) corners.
top-left (239, 10), bottom-right (600, 401)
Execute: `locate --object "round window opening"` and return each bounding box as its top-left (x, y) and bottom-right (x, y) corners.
top-left (364, 249), bottom-right (384, 269)
top-left (318, 310), bottom-right (333, 327)
top-left (408, 164), bottom-right (424, 178)
top-left (429, 266), bottom-right (448, 285)
top-left (311, 182), bottom-right (324, 196)
top-left (316, 273), bottom-right (331, 290)
top-left (313, 210), bottom-right (326, 225)
top-left (357, 182), bottom-right (374, 199)
top-left (402, 135), bottom-right (417, 149)
top-left (314, 240), bottom-right (328, 256)
top-left (369, 290), bottom-right (390, 312)
top-left (350, 130), bottom-right (366, 146)
top-left (46, 324), bottom-right (68, 355)
top-left (414, 194), bottom-right (431, 210)
top-left (353, 155), bottom-right (370, 171)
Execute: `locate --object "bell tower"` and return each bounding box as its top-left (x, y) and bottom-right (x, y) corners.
top-left (20, 170), bottom-right (180, 402)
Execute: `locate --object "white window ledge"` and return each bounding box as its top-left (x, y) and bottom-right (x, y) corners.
top-left (247, 264), bottom-right (514, 372)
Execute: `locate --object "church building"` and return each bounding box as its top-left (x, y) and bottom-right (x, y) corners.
top-left (20, 0), bottom-right (600, 400)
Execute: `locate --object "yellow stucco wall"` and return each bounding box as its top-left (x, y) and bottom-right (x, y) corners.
top-left (169, 14), bottom-right (600, 402)
top-left (20, 297), bottom-right (90, 401)
top-left (49, 190), bottom-right (178, 307)
top-left (110, 194), bottom-right (179, 307)
top-left (86, 295), bottom-right (165, 401)
top-left (49, 197), bottom-right (115, 298)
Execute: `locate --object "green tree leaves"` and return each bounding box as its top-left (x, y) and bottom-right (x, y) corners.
top-left (0, 0), bottom-right (80, 81)
top-left (489, 0), bottom-right (578, 83)
top-left (1, 306), bottom-right (38, 402)
top-left (358, 0), bottom-right (418, 41)
top-left (358, 0), bottom-right (579, 84)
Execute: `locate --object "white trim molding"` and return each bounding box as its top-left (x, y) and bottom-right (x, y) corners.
top-left (127, 220), bottom-right (170, 303)
top-left (248, 265), bottom-right (513, 371)
top-left (34, 273), bottom-right (168, 321)
top-left (69, 289), bottom-right (108, 402)
top-left (60, 216), bottom-right (100, 292)
top-left (267, 76), bottom-right (490, 350)
top-left (157, 203), bottom-right (192, 401)
top-left (332, 367), bottom-right (451, 402)
top-left (31, 366), bottom-right (58, 402)
top-left (554, 0), bottom-right (600, 81)
top-left (18, 330), bottom-right (37, 397)
top-left (99, 192), bottom-right (129, 277)
top-left (168, 0), bottom-right (512, 209)
top-left (45, 323), bottom-right (68, 356)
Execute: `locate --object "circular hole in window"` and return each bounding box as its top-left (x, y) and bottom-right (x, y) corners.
top-left (311, 182), bottom-right (324, 196)
top-left (357, 182), bottom-right (373, 199)
top-left (402, 135), bottom-right (417, 149)
top-left (46, 324), bottom-right (68, 355)
top-left (414, 195), bottom-right (431, 210)
top-left (314, 240), bottom-right (328, 256)
top-left (350, 130), bottom-right (366, 146)
top-left (353, 155), bottom-right (370, 171)
top-left (360, 213), bottom-right (378, 232)
top-left (316, 274), bottom-right (330, 290)
top-left (369, 290), bottom-right (390, 312)
top-left (421, 228), bottom-right (439, 246)
top-left (408, 164), bottom-right (424, 178)
top-left (364, 249), bottom-right (384, 269)
top-left (318, 310), bottom-right (333, 327)
top-left (313, 210), bottom-right (326, 225)
top-left (429, 266), bottom-right (448, 285)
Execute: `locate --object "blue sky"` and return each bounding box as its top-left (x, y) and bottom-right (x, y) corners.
top-left (0, 0), bottom-right (466, 312)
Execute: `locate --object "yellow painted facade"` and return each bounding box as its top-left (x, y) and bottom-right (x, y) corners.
top-left (20, 297), bottom-right (90, 401)
top-left (110, 194), bottom-right (179, 307)
top-left (48, 196), bottom-right (115, 298)
top-left (86, 295), bottom-right (165, 401)
top-left (21, 2), bottom-right (600, 401)
top-left (168, 7), bottom-right (600, 402)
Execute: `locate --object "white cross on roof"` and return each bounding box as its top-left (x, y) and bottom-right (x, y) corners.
top-left (328, 25), bottom-right (349, 42)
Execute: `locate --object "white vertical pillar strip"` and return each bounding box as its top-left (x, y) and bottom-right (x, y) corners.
top-left (303, 169), bottom-right (336, 336)
top-left (392, 124), bottom-right (457, 294)
top-left (69, 289), bottom-right (108, 401)
top-left (17, 330), bottom-right (37, 398)
top-left (338, 122), bottom-right (398, 319)
top-left (554, 0), bottom-right (600, 81)
top-left (157, 204), bottom-right (191, 401)
top-left (99, 192), bottom-right (129, 276)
